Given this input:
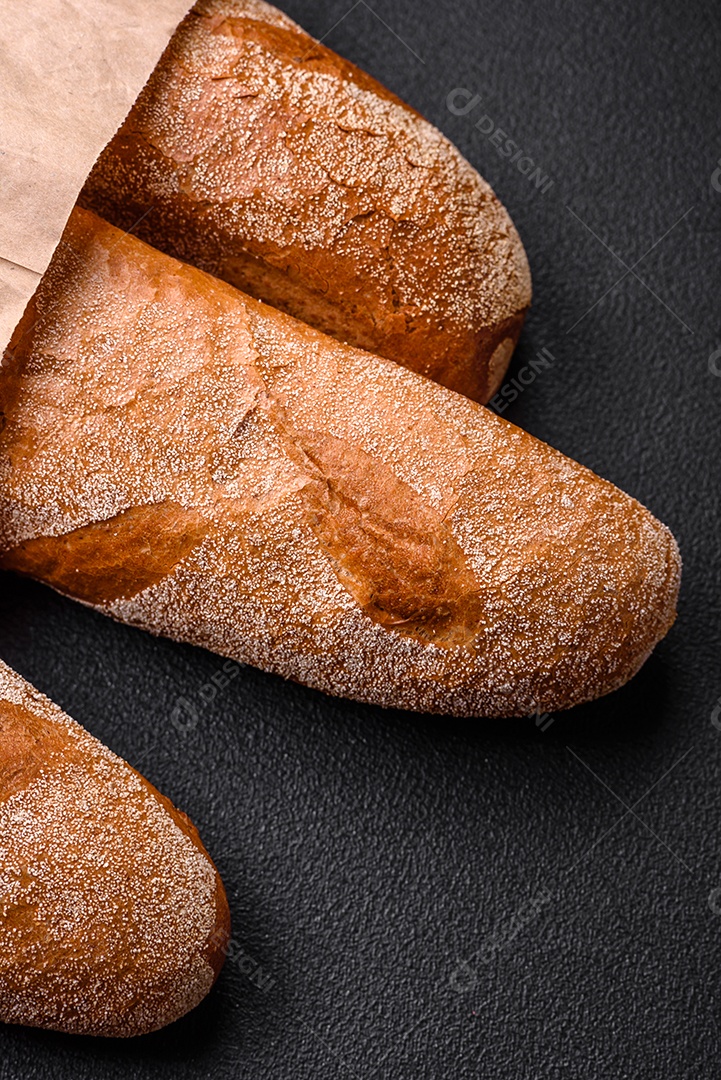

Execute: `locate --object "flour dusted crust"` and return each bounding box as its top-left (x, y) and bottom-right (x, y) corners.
top-left (0, 659), bottom-right (230, 1037)
top-left (80, 0), bottom-right (532, 402)
top-left (0, 210), bottom-right (679, 717)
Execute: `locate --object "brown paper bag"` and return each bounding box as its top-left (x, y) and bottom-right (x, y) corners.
top-left (0, 0), bottom-right (192, 350)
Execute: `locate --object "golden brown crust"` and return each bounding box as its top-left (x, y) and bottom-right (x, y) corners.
top-left (80, 0), bottom-right (531, 402)
top-left (0, 659), bottom-right (230, 1037)
top-left (0, 209), bottom-right (679, 717)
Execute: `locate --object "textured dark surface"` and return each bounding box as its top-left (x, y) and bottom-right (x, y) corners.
top-left (1, 0), bottom-right (720, 1076)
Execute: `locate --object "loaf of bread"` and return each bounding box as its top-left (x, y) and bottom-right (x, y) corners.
top-left (80, 0), bottom-right (531, 403)
top-left (0, 209), bottom-right (680, 717)
top-left (0, 658), bottom-right (230, 1037)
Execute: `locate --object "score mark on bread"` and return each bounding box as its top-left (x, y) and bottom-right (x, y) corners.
top-left (291, 428), bottom-right (483, 647)
top-left (1, 501), bottom-right (207, 604)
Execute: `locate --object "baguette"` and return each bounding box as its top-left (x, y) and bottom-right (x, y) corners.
top-left (0, 208), bottom-right (680, 717)
top-left (80, 0), bottom-right (531, 403)
top-left (0, 659), bottom-right (230, 1037)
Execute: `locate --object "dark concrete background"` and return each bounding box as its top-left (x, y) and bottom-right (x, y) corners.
top-left (1, 0), bottom-right (720, 1075)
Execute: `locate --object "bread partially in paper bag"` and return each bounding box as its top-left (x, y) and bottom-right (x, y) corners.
top-left (0, 209), bottom-right (679, 717)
